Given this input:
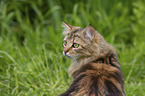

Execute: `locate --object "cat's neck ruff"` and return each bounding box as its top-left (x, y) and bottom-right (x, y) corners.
top-left (68, 48), bottom-right (118, 78)
top-left (68, 52), bottom-right (104, 78)
top-left (68, 56), bottom-right (94, 77)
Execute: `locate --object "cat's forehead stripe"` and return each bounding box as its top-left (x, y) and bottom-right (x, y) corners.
top-left (74, 35), bottom-right (86, 43)
top-left (72, 28), bottom-right (84, 34)
top-left (67, 28), bottom-right (84, 38)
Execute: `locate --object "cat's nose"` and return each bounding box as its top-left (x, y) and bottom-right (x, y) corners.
top-left (63, 50), bottom-right (69, 55)
top-left (63, 51), bottom-right (67, 55)
top-left (63, 51), bottom-right (65, 55)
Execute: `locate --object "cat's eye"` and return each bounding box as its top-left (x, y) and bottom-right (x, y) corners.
top-left (72, 43), bottom-right (80, 48)
top-left (63, 41), bottom-right (67, 46)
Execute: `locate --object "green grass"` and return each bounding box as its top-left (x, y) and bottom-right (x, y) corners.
top-left (0, 0), bottom-right (145, 96)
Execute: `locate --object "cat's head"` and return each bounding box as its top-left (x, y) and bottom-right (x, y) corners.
top-left (62, 22), bottom-right (107, 60)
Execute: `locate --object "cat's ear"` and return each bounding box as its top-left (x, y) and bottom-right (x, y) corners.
top-left (62, 22), bottom-right (72, 35)
top-left (84, 25), bottom-right (96, 40)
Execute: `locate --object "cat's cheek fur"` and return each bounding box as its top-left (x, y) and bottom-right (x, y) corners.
top-left (72, 49), bottom-right (85, 57)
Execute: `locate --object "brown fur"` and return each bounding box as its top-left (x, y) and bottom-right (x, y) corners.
top-left (60, 22), bottom-right (125, 96)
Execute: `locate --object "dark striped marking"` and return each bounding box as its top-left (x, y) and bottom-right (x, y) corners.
top-left (67, 28), bottom-right (84, 39)
top-left (91, 51), bottom-right (121, 70)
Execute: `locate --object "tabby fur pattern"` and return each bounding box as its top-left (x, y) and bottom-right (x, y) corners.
top-left (60, 22), bottom-right (125, 96)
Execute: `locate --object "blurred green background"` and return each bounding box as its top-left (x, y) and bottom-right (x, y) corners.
top-left (0, 0), bottom-right (145, 96)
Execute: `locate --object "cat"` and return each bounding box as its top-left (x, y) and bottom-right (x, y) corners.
top-left (60, 22), bottom-right (125, 96)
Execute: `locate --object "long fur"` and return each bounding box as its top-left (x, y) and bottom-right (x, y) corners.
top-left (60, 51), bottom-right (125, 96)
top-left (60, 23), bottom-right (125, 96)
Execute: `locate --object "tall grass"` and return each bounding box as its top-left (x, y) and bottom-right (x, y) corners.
top-left (0, 0), bottom-right (145, 96)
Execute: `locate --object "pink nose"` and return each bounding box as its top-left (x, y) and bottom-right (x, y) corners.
top-left (63, 51), bottom-right (65, 55)
top-left (63, 49), bottom-right (69, 55)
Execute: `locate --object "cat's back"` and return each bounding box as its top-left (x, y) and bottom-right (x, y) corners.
top-left (60, 63), bottom-right (125, 96)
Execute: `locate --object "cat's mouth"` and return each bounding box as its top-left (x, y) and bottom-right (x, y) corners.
top-left (65, 53), bottom-right (71, 58)
top-left (65, 55), bottom-right (71, 59)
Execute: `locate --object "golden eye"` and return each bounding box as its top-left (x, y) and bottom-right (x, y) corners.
top-left (63, 41), bottom-right (67, 46)
top-left (73, 43), bottom-right (80, 48)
